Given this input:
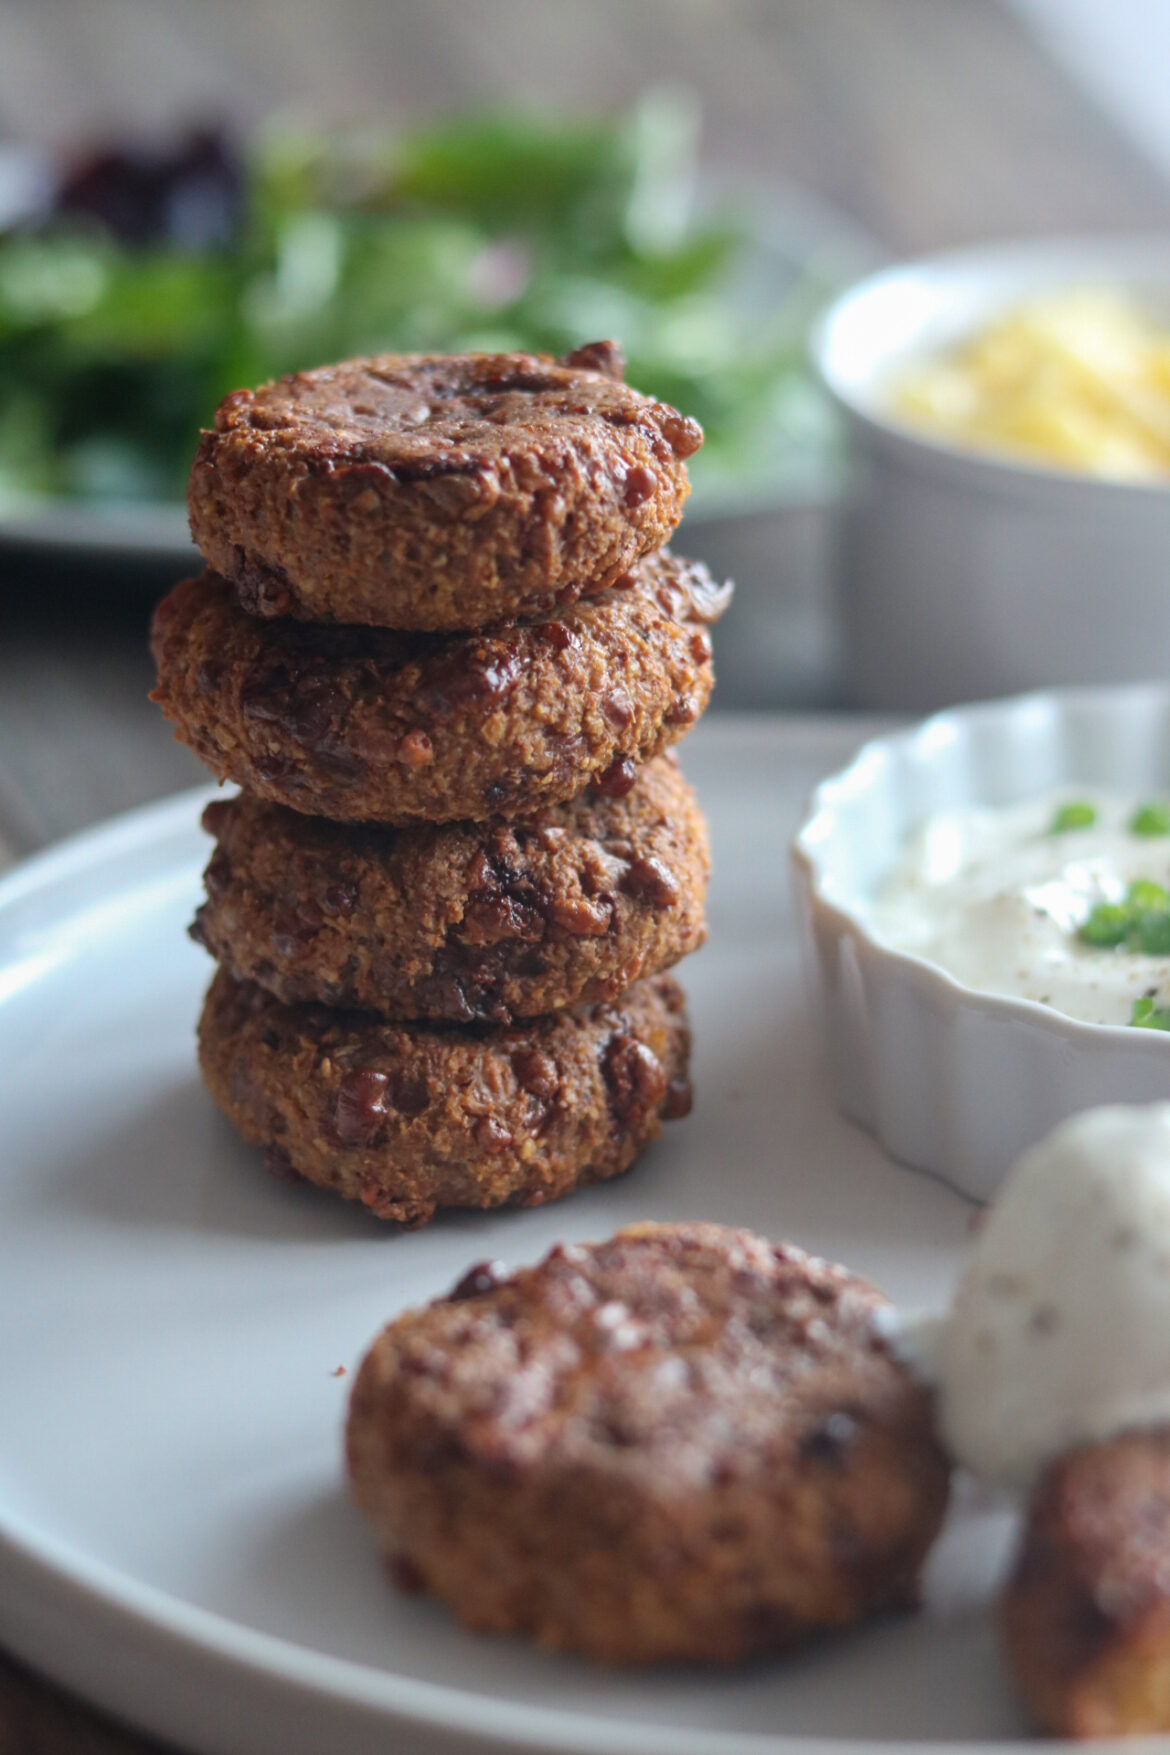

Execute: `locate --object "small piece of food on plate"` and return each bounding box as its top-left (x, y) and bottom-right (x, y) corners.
top-left (867, 789), bottom-right (1170, 1027)
top-left (197, 966), bottom-right (691, 1228)
top-left (891, 289), bottom-right (1170, 479)
top-left (346, 1222), bottom-right (951, 1663)
top-left (190, 753), bottom-right (708, 1022)
top-left (188, 347), bottom-right (701, 631)
top-left (149, 555), bottom-right (729, 825)
top-left (933, 1105), bottom-right (1170, 1493)
top-left (1002, 1428), bottom-right (1170, 1737)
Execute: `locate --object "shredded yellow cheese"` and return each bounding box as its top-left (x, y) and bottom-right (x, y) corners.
top-left (893, 290), bottom-right (1170, 479)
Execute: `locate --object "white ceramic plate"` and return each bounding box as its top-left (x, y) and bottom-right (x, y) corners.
top-left (0, 715), bottom-right (1042, 1755)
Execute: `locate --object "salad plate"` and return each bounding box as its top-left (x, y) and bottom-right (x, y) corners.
top-left (0, 116), bottom-right (873, 574)
top-left (0, 714), bottom-right (1047, 1755)
top-left (0, 494), bottom-right (194, 563)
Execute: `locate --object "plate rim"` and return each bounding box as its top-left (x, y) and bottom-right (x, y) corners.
top-left (0, 480), bottom-right (838, 576)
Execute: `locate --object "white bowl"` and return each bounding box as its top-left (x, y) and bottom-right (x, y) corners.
top-left (791, 684), bottom-right (1170, 1202)
top-left (812, 237), bottom-right (1170, 712)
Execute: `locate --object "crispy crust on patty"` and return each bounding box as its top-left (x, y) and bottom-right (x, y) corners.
top-left (197, 967), bottom-right (691, 1229)
top-left (187, 345), bottom-right (702, 631)
top-left (190, 755), bottom-right (708, 1022)
top-left (150, 554), bottom-right (729, 824)
top-left (346, 1222), bottom-right (951, 1662)
top-left (1002, 1429), bottom-right (1170, 1736)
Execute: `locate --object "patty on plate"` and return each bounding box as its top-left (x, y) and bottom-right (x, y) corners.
top-left (151, 555), bottom-right (729, 824)
top-left (197, 967), bottom-right (691, 1228)
top-left (346, 1221), bottom-right (951, 1661)
top-left (187, 343), bottom-right (701, 631)
top-left (1002, 1427), bottom-right (1170, 1736)
top-left (191, 754), bottom-right (707, 1021)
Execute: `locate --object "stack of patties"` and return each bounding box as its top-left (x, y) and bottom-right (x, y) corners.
top-left (151, 342), bottom-right (731, 1228)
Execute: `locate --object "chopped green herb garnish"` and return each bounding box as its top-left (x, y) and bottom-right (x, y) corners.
top-left (1049, 801), bottom-right (1097, 833)
top-left (1079, 903), bottom-right (1131, 948)
top-left (1135, 913), bottom-right (1170, 955)
top-left (1128, 879), bottom-right (1170, 913)
top-left (1080, 880), bottom-right (1170, 954)
top-left (1131, 996), bottom-right (1170, 1030)
top-left (1131, 802), bottom-right (1170, 837)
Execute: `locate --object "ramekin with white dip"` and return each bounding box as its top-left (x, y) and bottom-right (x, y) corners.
top-left (791, 684), bottom-right (1170, 1202)
top-left (812, 238), bottom-right (1170, 711)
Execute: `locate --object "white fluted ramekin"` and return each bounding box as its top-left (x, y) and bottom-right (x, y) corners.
top-left (791, 685), bottom-right (1170, 1202)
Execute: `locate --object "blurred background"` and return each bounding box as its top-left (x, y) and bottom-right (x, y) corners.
top-left (2, 0), bottom-right (1170, 849)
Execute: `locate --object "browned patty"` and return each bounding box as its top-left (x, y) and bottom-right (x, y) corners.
top-left (346, 1222), bottom-right (951, 1663)
top-left (151, 553), bottom-right (729, 824)
top-left (197, 967), bottom-right (691, 1229)
top-left (187, 344), bottom-right (702, 631)
top-left (1002, 1428), bottom-right (1170, 1737)
top-left (191, 755), bottom-right (708, 1023)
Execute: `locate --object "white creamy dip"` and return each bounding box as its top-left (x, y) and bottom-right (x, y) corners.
top-left (931, 1105), bottom-right (1170, 1490)
top-left (868, 790), bottom-right (1170, 1025)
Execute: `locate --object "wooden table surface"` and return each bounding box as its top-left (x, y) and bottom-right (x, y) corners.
top-left (2, 1), bottom-right (1169, 1748)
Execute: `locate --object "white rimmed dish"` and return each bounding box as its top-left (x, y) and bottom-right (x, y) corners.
top-left (812, 237), bottom-right (1170, 711)
top-left (0, 712), bottom-right (1048, 1755)
top-left (791, 684), bottom-right (1170, 1203)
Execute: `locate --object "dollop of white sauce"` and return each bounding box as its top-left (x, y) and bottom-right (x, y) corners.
top-left (936, 1105), bottom-right (1170, 1489)
top-left (866, 790), bottom-right (1170, 1025)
